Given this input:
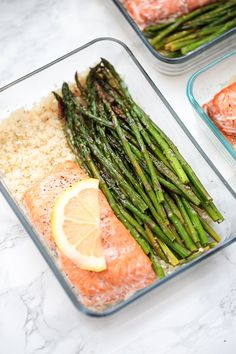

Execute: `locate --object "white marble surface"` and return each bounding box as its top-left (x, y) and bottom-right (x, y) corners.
top-left (0, 1), bottom-right (236, 353)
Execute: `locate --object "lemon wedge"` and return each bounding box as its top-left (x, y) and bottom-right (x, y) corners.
top-left (51, 178), bottom-right (106, 272)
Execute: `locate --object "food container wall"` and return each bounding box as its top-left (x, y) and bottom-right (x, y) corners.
top-left (110, 0), bottom-right (236, 75)
top-left (187, 50), bottom-right (236, 167)
top-left (0, 38), bottom-right (236, 317)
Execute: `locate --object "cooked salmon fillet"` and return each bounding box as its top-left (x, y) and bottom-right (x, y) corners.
top-left (23, 161), bottom-right (156, 309)
top-left (203, 82), bottom-right (236, 148)
top-left (123, 0), bottom-right (216, 29)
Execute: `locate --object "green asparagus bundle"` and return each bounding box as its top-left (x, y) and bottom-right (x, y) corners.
top-left (54, 59), bottom-right (223, 278)
top-left (144, 0), bottom-right (236, 57)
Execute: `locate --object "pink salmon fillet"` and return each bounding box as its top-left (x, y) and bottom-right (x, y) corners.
top-left (203, 82), bottom-right (236, 147)
top-left (23, 161), bottom-right (156, 309)
top-left (124, 0), bottom-right (216, 29)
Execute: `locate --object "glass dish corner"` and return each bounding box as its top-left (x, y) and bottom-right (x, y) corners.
top-left (187, 49), bottom-right (236, 162)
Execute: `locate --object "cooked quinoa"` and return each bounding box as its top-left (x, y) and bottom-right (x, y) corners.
top-left (0, 93), bottom-right (75, 202)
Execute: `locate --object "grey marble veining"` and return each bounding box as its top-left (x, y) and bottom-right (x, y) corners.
top-left (0, 1), bottom-right (236, 353)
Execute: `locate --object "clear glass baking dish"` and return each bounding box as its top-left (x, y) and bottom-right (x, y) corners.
top-left (110, 0), bottom-right (236, 75)
top-left (187, 50), bottom-right (236, 164)
top-left (0, 37), bottom-right (236, 317)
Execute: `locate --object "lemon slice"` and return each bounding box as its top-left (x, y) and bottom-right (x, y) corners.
top-left (51, 178), bottom-right (106, 272)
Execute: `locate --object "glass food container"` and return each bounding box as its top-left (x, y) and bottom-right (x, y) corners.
top-left (0, 38), bottom-right (236, 317)
top-left (110, 0), bottom-right (236, 75)
top-left (187, 50), bottom-right (236, 164)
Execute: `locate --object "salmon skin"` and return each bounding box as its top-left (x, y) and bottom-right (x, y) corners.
top-left (123, 0), bottom-right (216, 29)
top-left (203, 82), bottom-right (236, 147)
top-left (23, 161), bottom-right (156, 310)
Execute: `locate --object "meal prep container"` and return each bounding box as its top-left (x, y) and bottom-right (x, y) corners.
top-left (187, 50), bottom-right (236, 164)
top-left (0, 38), bottom-right (236, 317)
top-left (110, 0), bottom-right (236, 75)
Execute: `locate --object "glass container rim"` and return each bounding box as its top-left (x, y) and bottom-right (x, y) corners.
top-left (186, 49), bottom-right (236, 161)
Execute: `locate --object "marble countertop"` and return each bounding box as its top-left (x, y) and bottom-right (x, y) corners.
top-left (1, 1), bottom-right (236, 353)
